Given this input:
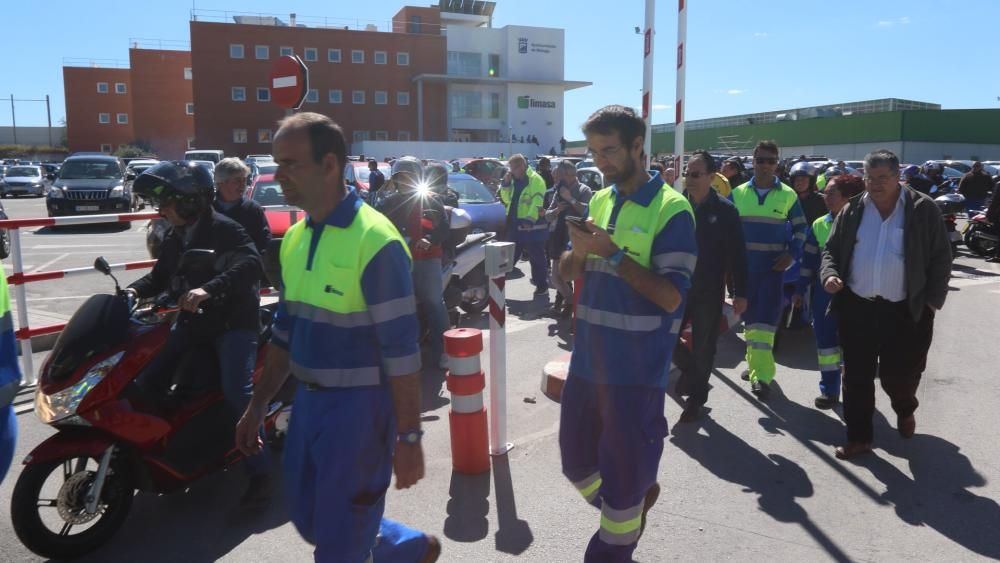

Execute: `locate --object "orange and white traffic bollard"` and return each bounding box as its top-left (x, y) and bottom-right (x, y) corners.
top-left (444, 327), bottom-right (490, 475)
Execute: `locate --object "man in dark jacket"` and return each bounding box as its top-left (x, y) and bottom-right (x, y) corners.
top-left (820, 149), bottom-right (951, 460)
top-left (544, 159), bottom-right (592, 316)
top-left (213, 158), bottom-right (272, 255)
top-left (958, 161), bottom-right (994, 218)
top-left (128, 161), bottom-right (270, 496)
top-left (673, 150), bottom-right (748, 421)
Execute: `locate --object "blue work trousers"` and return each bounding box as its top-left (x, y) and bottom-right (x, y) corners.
top-left (808, 283), bottom-right (841, 398)
top-left (412, 257), bottom-right (449, 360)
top-left (284, 383), bottom-right (428, 563)
top-left (744, 270), bottom-right (785, 384)
top-left (0, 405), bottom-right (15, 486)
top-left (559, 375), bottom-right (668, 562)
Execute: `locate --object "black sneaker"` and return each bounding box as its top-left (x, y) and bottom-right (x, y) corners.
top-left (240, 473), bottom-right (273, 506)
top-left (751, 380), bottom-right (770, 400)
top-left (814, 394), bottom-right (838, 410)
top-left (533, 286), bottom-right (549, 297)
top-left (741, 369), bottom-right (751, 381)
top-left (678, 401), bottom-right (702, 423)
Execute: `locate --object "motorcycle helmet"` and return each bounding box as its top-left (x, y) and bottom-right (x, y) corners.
top-left (923, 161), bottom-right (943, 175)
top-left (824, 166), bottom-right (846, 179)
top-left (789, 162), bottom-right (817, 190)
top-left (390, 156), bottom-right (424, 190)
top-left (902, 165), bottom-right (920, 178)
top-left (133, 161), bottom-right (214, 220)
top-left (425, 162), bottom-right (449, 190)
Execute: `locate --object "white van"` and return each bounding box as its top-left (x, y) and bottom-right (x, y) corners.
top-left (184, 149), bottom-right (225, 164)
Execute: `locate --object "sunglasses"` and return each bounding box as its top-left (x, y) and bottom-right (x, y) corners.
top-left (754, 157), bottom-right (778, 165)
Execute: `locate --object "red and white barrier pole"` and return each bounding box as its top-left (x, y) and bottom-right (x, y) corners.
top-left (444, 328), bottom-right (490, 475)
top-left (8, 228), bottom-right (36, 384)
top-left (485, 241), bottom-right (515, 456)
top-left (674, 0), bottom-right (687, 173)
top-left (641, 0), bottom-right (656, 167)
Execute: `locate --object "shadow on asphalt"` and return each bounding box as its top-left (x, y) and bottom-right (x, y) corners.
top-left (72, 453), bottom-right (290, 563)
top-left (853, 411), bottom-right (1000, 560)
top-left (442, 455), bottom-right (534, 555)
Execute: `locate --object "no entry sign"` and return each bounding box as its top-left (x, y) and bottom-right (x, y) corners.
top-left (270, 55), bottom-right (309, 110)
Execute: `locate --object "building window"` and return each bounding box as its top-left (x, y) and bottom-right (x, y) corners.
top-left (375, 131), bottom-right (389, 141)
top-left (232, 87), bottom-right (246, 102)
top-left (447, 51), bottom-right (482, 77)
top-left (258, 129), bottom-right (273, 143)
top-left (488, 54), bottom-right (500, 77)
top-left (97, 82), bottom-right (108, 93)
top-left (116, 113), bottom-right (128, 124)
top-left (100, 143), bottom-right (112, 153)
top-left (449, 90), bottom-right (483, 118)
top-left (98, 113), bottom-right (110, 124)
top-left (304, 48), bottom-right (317, 62)
top-left (353, 131), bottom-right (370, 142)
top-left (398, 131), bottom-right (411, 141)
top-left (306, 89), bottom-right (318, 103)
top-left (374, 91), bottom-right (388, 105)
top-left (233, 129), bottom-right (248, 143)
top-left (187, 137), bottom-right (195, 150)
top-left (408, 15), bottom-right (422, 34)
top-left (230, 44), bottom-right (244, 59)
top-left (352, 90), bottom-right (365, 105)
top-left (397, 52), bottom-right (410, 66)
top-left (329, 89), bottom-right (343, 104)
top-left (183, 67), bottom-right (192, 80)
top-left (328, 48), bottom-right (341, 62)
top-left (374, 51), bottom-right (387, 65)
top-left (255, 45), bottom-right (269, 59)
top-left (397, 91), bottom-right (410, 106)
top-left (280, 46), bottom-right (293, 57)
top-left (489, 92), bottom-right (500, 118)
top-left (257, 87), bottom-right (271, 102)
top-left (351, 50), bottom-right (364, 64)
top-left (185, 102), bottom-right (194, 115)
top-left (115, 82), bottom-right (127, 94)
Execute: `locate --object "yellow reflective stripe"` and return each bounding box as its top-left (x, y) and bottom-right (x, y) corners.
top-left (599, 502), bottom-right (644, 544)
top-left (746, 242), bottom-right (786, 252)
top-left (577, 476), bottom-right (603, 502)
top-left (601, 513), bottom-right (642, 534)
top-left (740, 216), bottom-right (786, 225)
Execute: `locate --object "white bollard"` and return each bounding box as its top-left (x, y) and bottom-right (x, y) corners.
top-left (484, 241), bottom-right (515, 456)
top-left (9, 229), bottom-right (35, 385)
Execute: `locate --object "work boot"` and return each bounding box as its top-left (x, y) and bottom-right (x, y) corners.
top-left (240, 473), bottom-right (273, 506)
top-left (751, 380), bottom-right (770, 401)
top-left (814, 394), bottom-right (838, 410)
top-left (678, 400), bottom-right (702, 423)
top-left (897, 414), bottom-right (916, 438)
top-left (419, 535), bottom-right (442, 563)
top-left (741, 369), bottom-right (750, 381)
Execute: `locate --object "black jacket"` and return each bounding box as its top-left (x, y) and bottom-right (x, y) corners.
top-left (958, 171), bottom-right (993, 200)
top-left (685, 188), bottom-right (748, 299)
top-left (798, 191), bottom-right (828, 225)
top-left (130, 210), bottom-right (262, 333)
top-left (820, 185), bottom-right (951, 323)
top-left (377, 189), bottom-right (450, 248)
top-left (213, 197), bottom-right (272, 254)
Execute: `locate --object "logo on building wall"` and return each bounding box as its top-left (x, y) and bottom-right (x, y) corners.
top-left (517, 96), bottom-right (556, 109)
top-left (518, 37), bottom-right (528, 54)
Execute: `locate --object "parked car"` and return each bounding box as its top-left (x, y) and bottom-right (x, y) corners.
top-left (577, 167), bottom-right (605, 191)
top-left (0, 199), bottom-right (9, 259)
top-left (248, 174), bottom-right (295, 237)
top-left (448, 173), bottom-right (506, 235)
top-left (458, 158), bottom-right (507, 194)
top-left (46, 154), bottom-right (135, 216)
top-left (1, 165), bottom-right (48, 197)
top-left (184, 149), bottom-right (224, 164)
top-left (344, 161), bottom-right (391, 197)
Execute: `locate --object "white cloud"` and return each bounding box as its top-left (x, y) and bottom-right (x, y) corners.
top-left (651, 104), bottom-right (669, 110)
top-left (753, 32), bottom-right (768, 38)
top-left (899, 16), bottom-right (911, 24)
top-left (877, 16), bottom-right (910, 28)
top-left (727, 89), bottom-right (744, 95)
top-left (877, 20), bottom-right (894, 27)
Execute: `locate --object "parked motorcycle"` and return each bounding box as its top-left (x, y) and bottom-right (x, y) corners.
top-left (10, 254), bottom-right (293, 559)
top-left (442, 207), bottom-right (492, 315)
top-left (963, 211), bottom-right (998, 258)
top-left (934, 192), bottom-right (965, 253)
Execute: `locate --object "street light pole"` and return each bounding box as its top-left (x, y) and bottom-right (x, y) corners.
top-left (641, 0), bottom-right (655, 168)
top-left (9, 94), bottom-right (17, 145)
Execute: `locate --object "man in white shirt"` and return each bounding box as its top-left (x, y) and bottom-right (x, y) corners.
top-left (820, 149), bottom-right (952, 460)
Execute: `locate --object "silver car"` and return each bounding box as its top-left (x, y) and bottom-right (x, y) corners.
top-left (1, 165), bottom-right (48, 197)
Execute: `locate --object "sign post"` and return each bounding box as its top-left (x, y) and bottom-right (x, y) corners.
top-left (269, 55), bottom-right (309, 110)
top-left (484, 241), bottom-right (515, 455)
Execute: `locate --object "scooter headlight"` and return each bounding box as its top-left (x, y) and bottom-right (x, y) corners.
top-left (35, 351), bottom-right (124, 424)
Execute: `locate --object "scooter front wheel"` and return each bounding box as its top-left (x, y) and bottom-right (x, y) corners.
top-left (11, 455), bottom-right (134, 559)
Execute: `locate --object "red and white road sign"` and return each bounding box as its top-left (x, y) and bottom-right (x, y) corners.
top-left (270, 55), bottom-right (309, 110)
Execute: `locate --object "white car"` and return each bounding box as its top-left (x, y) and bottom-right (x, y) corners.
top-left (1, 165), bottom-right (48, 197)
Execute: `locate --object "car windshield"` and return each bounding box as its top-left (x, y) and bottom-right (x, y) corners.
top-left (129, 164), bottom-right (155, 175)
top-left (946, 162), bottom-right (971, 173)
top-left (256, 163), bottom-right (278, 175)
top-left (6, 167), bottom-right (39, 177)
top-left (450, 178), bottom-right (495, 203)
top-left (357, 164), bottom-right (391, 182)
top-left (252, 180), bottom-right (286, 205)
top-left (59, 161), bottom-right (122, 180)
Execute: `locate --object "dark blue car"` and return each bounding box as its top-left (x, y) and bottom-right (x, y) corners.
top-left (449, 173), bottom-right (506, 236)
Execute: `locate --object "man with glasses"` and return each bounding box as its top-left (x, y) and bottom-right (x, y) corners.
top-left (731, 141), bottom-right (807, 400)
top-left (821, 149), bottom-right (951, 459)
top-left (214, 157), bottom-right (272, 255)
top-left (673, 150), bottom-right (748, 422)
top-left (558, 105), bottom-right (696, 561)
top-left (499, 154), bottom-right (550, 297)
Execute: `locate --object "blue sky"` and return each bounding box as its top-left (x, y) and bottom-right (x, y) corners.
top-left (4, 0), bottom-right (999, 141)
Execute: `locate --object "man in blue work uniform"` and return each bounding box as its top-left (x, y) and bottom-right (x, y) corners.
top-left (558, 105), bottom-right (697, 562)
top-left (731, 140), bottom-right (808, 400)
top-left (235, 113), bottom-right (440, 563)
top-left (500, 154), bottom-right (550, 296)
top-left (673, 150), bottom-right (748, 422)
top-left (0, 265), bottom-right (21, 484)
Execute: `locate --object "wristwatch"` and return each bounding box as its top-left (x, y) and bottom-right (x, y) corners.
top-left (398, 430), bottom-right (424, 445)
top-left (607, 248), bottom-right (626, 270)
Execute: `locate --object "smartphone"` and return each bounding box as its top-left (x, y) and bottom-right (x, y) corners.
top-left (565, 216), bottom-right (589, 230)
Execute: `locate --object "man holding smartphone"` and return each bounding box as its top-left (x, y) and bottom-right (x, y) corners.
top-left (499, 154), bottom-right (550, 296)
top-left (545, 160), bottom-right (593, 316)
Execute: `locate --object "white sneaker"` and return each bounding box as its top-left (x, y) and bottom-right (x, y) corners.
top-left (439, 354), bottom-right (449, 369)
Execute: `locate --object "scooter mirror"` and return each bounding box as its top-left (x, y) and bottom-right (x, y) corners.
top-left (94, 257), bottom-right (112, 276)
top-left (178, 248), bottom-right (216, 273)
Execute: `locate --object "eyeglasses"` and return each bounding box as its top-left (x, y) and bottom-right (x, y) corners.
top-left (589, 145), bottom-right (624, 160)
top-left (754, 157), bottom-right (778, 165)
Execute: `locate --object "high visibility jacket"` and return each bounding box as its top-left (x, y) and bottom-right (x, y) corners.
top-left (798, 213), bottom-right (833, 292)
top-left (273, 189), bottom-right (421, 388)
top-left (731, 179), bottom-right (807, 273)
top-left (569, 173), bottom-right (697, 389)
top-left (499, 167), bottom-right (548, 235)
top-left (0, 271), bottom-right (21, 406)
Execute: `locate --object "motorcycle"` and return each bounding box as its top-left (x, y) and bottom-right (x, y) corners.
top-left (963, 211), bottom-right (998, 258)
top-left (10, 253), bottom-right (293, 560)
top-left (934, 192), bottom-right (965, 253)
top-left (442, 207), bottom-right (492, 316)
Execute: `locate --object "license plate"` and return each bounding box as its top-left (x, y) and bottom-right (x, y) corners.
top-left (77, 205), bottom-right (99, 211)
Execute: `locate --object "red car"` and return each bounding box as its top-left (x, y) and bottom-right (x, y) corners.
top-left (248, 173), bottom-right (301, 237)
top-left (344, 161), bottom-right (391, 196)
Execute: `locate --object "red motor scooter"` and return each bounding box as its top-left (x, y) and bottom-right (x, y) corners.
top-left (10, 254), bottom-right (293, 560)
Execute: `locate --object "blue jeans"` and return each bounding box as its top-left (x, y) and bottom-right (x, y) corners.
top-left (964, 198), bottom-right (985, 218)
top-left (523, 240), bottom-right (549, 290)
top-left (412, 258), bottom-right (449, 360)
top-left (138, 323), bottom-right (270, 475)
top-left (0, 405), bottom-right (15, 486)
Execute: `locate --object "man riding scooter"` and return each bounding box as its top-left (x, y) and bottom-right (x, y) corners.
top-left (126, 160), bottom-right (272, 501)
